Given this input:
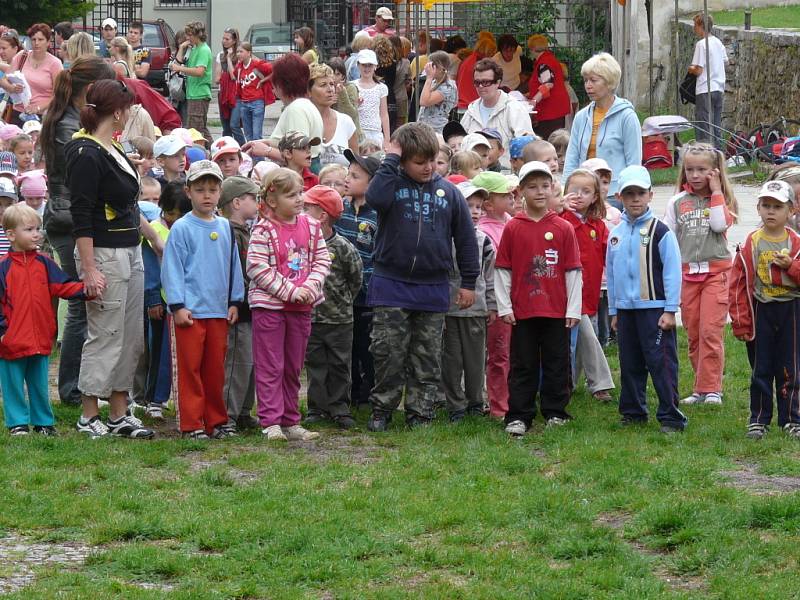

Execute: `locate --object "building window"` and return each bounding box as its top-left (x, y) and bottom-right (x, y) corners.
top-left (155, 0), bottom-right (208, 8)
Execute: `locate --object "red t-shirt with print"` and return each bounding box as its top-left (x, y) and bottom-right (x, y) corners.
top-left (235, 58), bottom-right (272, 103)
top-left (495, 210), bottom-right (581, 320)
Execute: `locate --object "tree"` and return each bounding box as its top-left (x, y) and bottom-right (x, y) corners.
top-left (0, 0), bottom-right (93, 31)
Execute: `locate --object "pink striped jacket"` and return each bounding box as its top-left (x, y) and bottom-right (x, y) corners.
top-left (246, 214), bottom-right (331, 310)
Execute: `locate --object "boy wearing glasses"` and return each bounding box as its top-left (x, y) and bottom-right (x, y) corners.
top-left (460, 59), bottom-right (532, 170)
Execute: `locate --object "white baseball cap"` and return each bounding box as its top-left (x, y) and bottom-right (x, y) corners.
top-left (457, 181), bottom-right (488, 201)
top-left (210, 136), bottom-right (241, 161)
top-left (518, 160), bottom-right (553, 183)
top-left (617, 165), bottom-right (652, 192)
top-left (0, 177), bottom-right (18, 202)
top-left (581, 157), bottom-right (612, 175)
top-left (102, 18), bottom-right (117, 29)
top-left (376, 7), bottom-right (394, 20)
top-left (153, 134), bottom-right (187, 158)
top-left (357, 49), bottom-right (378, 66)
top-left (22, 120), bottom-right (42, 135)
top-left (462, 133), bottom-right (491, 153)
top-left (758, 180), bottom-right (794, 204)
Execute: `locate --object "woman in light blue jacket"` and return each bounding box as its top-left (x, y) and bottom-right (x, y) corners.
top-left (562, 52), bottom-right (642, 208)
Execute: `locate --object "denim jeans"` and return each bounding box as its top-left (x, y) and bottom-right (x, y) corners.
top-left (238, 98), bottom-right (265, 142)
top-left (695, 91), bottom-right (725, 150)
top-left (222, 101), bottom-right (245, 146)
top-left (48, 231), bottom-right (87, 405)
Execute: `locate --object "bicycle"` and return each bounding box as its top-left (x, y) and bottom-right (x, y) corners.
top-left (727, 116), bottom-right (800, 164)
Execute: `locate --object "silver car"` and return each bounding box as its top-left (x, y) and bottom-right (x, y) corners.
top-left (245, 23), bottom-right (292, 62)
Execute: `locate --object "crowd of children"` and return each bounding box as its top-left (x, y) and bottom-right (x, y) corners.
top-left (2, 75), bottom-right (800, 445)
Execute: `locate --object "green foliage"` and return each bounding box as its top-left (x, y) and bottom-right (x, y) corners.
top-left (711, 6), bottom-right (800, 30)
top-left (0, 0), bottom-right (94, 31)
top-left (461, 0), bottom-right (558, 45)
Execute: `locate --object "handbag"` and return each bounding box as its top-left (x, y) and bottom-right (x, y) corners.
top-left (166, 60), bottom-right (186, 103)
top-left (679, 72), bottom-right (697, 105)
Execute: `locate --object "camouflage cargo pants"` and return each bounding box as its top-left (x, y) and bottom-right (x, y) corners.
top-left (369, 307), bottom-right (445, 421)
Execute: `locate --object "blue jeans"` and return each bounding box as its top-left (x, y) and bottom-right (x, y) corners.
top-left (222, 101), bottom-right (245, 146)
top-left (238, 98), bottom-right (265, 142)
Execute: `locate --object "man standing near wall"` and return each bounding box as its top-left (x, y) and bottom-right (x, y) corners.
top-left (688, 13), bottom-right (728, 149)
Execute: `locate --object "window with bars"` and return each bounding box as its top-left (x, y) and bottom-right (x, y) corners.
top-left (155, 0), bottom-right (208, 7)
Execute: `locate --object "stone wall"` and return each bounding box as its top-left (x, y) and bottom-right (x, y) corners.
top-left (663, 22), bottom-right (800, 134)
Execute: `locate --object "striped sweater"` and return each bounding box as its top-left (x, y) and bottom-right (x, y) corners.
top-left (246, 213), bottom-right (331, 311)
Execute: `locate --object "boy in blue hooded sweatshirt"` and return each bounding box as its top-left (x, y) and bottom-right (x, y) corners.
top-left (606, 166), bottom-right (686, 434)
top-left (365, 122), bottom-right (480, 431)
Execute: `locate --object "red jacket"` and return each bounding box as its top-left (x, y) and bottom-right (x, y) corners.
top-left (122, 77), bottom-right (182, 133)
top-left (729, 227), bottom-right (800, 341)
top-left (0, 252), bottom-right (86, 360)
top-left (531, 50), bottom-right (570, 122)
top-left (561, 210), bottom-right (607, 316)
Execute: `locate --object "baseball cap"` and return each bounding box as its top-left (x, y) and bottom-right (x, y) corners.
top-left (457, 181), bottom-right (488, 201)
top-left (187, 128), bottom-right (205, 143)
top-left (278, 131), bottom-right (321, 152)
top-left (101, 18), bottom-right (117, 29)
top-left (518, 161), bottom-right (553, 183)
top-left (304, 185), bottom-right (344, 220)
top-left (0, 152), bottom-right (17, 177)
top-left (22, 120), bottom-right (42, 135)
top-left (509, 135), bottom-right (536, 159)
top-left (442, 121), bottom-right (467, 143)
top-left (0, 177), bottom-right (17, 201)
top-left (506, 174), bottom-right (520, 190)
top-left (153, 134), bottom-right (187, 158)
top-left (344, 149), bottom-right (380, 178)
top-left (186, 159), bottom-right (223, 183)
top-left (758, 180), bottom-right (794, 204)
top-left (251, 160), bottom-right (280, 183)
top-left (472, 171), bottom-right (510, 194)
top-left (185, 146), bottom-right (207, 166)
top-left (376, 6), bottom-right (394, 20)
top-left (0, 124), bottom-right (23, 142)
top-left (617, 165), bottom-right (652, 192)
top-left (462, 133), bottom-right (491, 153)
top-left (356, 49), bottom-right (378, 65)
top-left (479, 128), bottom-right (503, 143)
top-left (219, 175), bottom-right (260, 208)
top-left (581, 157), bottom-right (612, 175)
top-left (171, 127), bottom-right (194, 146)
top-left (210, 136), bottom-right (242, 161)
top-left (18, 169), bottom-right (47, 197)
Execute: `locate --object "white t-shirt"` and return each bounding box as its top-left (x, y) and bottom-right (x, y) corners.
top-left (354, 80), bottom-right (388, 135)
top-left (319, 111), bottom-right (357, 167)
top-left (692, 35), bottom-right (728, 94)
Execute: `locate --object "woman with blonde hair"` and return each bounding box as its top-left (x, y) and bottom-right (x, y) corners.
top-left (109, 36), bottom-right (135, 78)
top-left (64, 31), bottom-right (95, 65)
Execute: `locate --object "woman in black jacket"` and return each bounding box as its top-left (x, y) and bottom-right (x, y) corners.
top-left (41, 56), bottom-right (116, 407)
top-left (64, 79), bottom-right (155, 439)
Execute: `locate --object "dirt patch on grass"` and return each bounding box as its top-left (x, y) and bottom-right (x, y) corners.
top-left (594, 512), bottom-right (708, 593)
top-left (282, 434), bottom-right (394, 465)
top-left (719, 462), bottom-right (800, 495)
top-left (0, 532), bottom-right (97, 594)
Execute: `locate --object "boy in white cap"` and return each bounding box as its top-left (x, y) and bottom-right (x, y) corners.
top-left (153, 133), bottom-right (188, 185)
top-left (99, 18), bottom-right (117, 58)
top-left (161, 160), bottom-right (245, 439)
top-left (495, 161), bottom-right (581, 436)
top-left (607, 165), bottom-right (685, 434)
top-left (461, 133), bottom-right (491, 170)
top-left (729, 179), bottom-right (800, 440)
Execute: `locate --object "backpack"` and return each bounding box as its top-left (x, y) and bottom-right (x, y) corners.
top-left (679, 72), bottom-right (696, 105)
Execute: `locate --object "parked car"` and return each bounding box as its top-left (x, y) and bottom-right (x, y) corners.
top-left (245, 23), bottom-right (292, 62)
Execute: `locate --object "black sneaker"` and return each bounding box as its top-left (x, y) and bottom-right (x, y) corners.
top-left (211, 426), bottom-right (238, 439)
top-left (367, 412), bottom-right (391, 432)
top-left (620, 416), bottom-right (648, 426)
top-left (33, 425), bottom-right (58, 436)
top-left (333, 415), bottom-right (356, 430)
top-left (747, 423), bottom-right (768, 440)
top-left (8, 425), bottom-right (29, 436)
top-left (107, 415), bottom-right (155, 439)
top-left (303, 413), bottom-right (327, 425)
top-left (659, 424), bottom-right (683, 434)
top-left (449, 411), bottom-right (465, 423)
top-left (236, 415), bottom-right (260, 430)
top-left (183, 429), bottom-right (209, 440)
top-left (76, 415), bottom-right (109, 438)
top-left (406, 415), bottom-right (431, 429)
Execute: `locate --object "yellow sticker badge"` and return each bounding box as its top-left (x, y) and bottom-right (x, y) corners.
top-left (210, 232), bottom-right (219, 241)
top-left (544, 232), bottom-right (554, 241)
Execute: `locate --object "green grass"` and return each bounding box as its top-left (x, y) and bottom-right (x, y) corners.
top-left (2, 328), bottom-right (800, 597)
top-left (711, 6), bottom-right (800, 29)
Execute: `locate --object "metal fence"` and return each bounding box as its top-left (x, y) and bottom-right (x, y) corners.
top-left (77, 0), bottom-right (144, 34)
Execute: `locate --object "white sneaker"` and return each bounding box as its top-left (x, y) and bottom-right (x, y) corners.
top-left (680, 393), bottom-right (705, 405)
top-left (262, 424), bottom-right (288, 441)
top-left (76, 416), bottom-right (109, 438)
top-left (145, 403), bottom-right (164, 419)
top-left (505, 420), bottom-right (527, 436)
top-left (282, 425), bottom-right (320, 441)
top-left (546, 417), bottom-right (569, 427)
top-left (704, 392), bottom-right (722, 405)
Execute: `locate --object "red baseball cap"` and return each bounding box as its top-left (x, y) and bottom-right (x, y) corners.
top-left (304, 185), bottom-right (344, 220)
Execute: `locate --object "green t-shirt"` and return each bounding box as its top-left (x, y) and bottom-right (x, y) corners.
top-left (186, 42), bottom-right (212, 100)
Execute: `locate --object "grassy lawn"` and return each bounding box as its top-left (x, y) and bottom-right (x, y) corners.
top-left (711, 6), bottom-right (800, 29)
top-left (2, 328), bottom-right (800, 597)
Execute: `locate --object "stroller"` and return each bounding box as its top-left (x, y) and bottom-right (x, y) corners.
top-left (641, 116), bottom-right (692, 170)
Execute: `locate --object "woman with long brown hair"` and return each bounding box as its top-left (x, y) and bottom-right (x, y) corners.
top-left (294, 26), bottom-right (320, 65)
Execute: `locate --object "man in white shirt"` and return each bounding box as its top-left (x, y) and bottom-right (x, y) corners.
top-left (689, 13), bottom-right (728, 149)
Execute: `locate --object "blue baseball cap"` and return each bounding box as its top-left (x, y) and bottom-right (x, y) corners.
top-left (509, 135), bottom-right (536, 159)
top-left (617, 165), bottom-right (652, 192)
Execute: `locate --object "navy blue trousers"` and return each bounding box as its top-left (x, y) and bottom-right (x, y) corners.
top-left (617, 309), bottom-right (687, 428)
top-left (749, 299), bottom-right (800, 427)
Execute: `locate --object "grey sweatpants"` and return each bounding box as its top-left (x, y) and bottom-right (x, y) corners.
top-left (575, 314), bottom-right (615, 394)
top-left (223, 320), bottom-right (255, 425)
top-left (305, 322), bottom-right (354, 418)
top-left (441, 315), bottom-right (487, 416)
